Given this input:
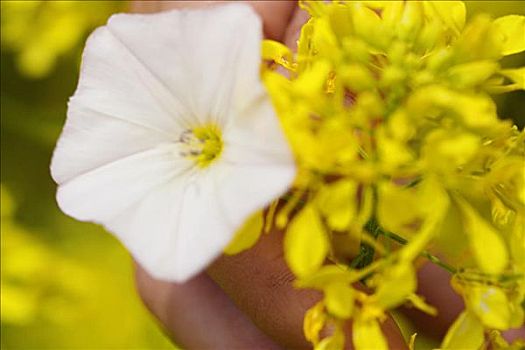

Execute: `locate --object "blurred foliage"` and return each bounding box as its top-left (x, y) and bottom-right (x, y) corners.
top-left (0, 1), bottom-right (523, 349)
top-left (1, 1), bottom-right (174, 349)
top-left (1, 1), bottom-right (122, 78)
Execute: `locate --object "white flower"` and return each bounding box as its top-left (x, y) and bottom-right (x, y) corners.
top-left (50, 4), bottom-right (295, 282)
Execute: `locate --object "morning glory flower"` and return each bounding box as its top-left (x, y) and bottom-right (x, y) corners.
top-left (50, 4), bottom-right (295, 282)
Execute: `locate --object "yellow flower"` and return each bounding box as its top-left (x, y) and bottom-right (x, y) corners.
top-left (262, 1), bottom-right (525, 348)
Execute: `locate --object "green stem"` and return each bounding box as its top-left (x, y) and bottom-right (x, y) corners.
top-left (352, 188), bottom-right (380, 271)
top-left (378, 229), bottom-right (458, 274)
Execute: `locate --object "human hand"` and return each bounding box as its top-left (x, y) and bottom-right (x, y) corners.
top-left (130, 2), bottom-right (408, 349)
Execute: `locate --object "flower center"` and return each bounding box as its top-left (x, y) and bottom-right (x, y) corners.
top-left (179, 124), bottom-right (223, 168)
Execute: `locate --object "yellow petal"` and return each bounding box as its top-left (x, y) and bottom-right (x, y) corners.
top-left (423, 1), bottom-right (466, 34)
top-left (398, 1), bottom-right (423, 42)
top-left (408, 333), bottom-right (417, 350)
top-left (262, 39), bottom-right (295, 71)
top-left (352, 318), bottom-right (388, 350)
top-left (455, 15), bottom-right (501, 61)
top-left (340, 64), bottom-right (375, 92)
top-left (509, 297), bottom-right (525, 329)
top-left (372, 263), bottom-right (417, 310)
top-left (324, 282), bottom-right (354, 319)
top-left (387, 109), bottom-right (414, 141)
top-left (284, 204), bottom-right (329, 277)
top-left (441, 311), bottom-right (484, 349)
top-left (493, 15), bottom-right (525, 55)
top-left (381, 1), bottom-right (404, 31)
top-left (315, 327), bottom-right (345, 350)
top-left (398, 177), bottom-right (450, 261)
top-left (352, 4), bottom-right (390, 50)
top-left (224, 211), bottom-right (264, 255)
top-left (448, 60), bottom-right (499, 88)
top-left (456, 198), bottom-right (509, 274)
top-left (304, 301), bottom-right (326, 345)
top-left (377, 182), bottom-right (422, 237)
top-left (376, 128), bottom-right (414, 170)
top-left (406, 293), bottom-right (438, 316)
top-left (406, 86), bottom-right (499, 130)
top-left (311, 17), bottom-right (339, 59)
top-left (295, 265), bottom-right (355, 289)
top-left (377, 177), bottom-right (448, 242)
top-left (467, 285), bottom-right (510, 330)
top-left (294, 60), bottom-right (332, 97)
top-left (422, 130), bottom-right (481, 172)
top-left (316, 180), bottom-right (358, 231)
top-left (327, 3), bottom-right (352, 40)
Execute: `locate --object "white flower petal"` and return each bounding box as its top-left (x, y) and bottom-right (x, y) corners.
top-left (51, 103), bottom-right (175, 184)
top-left (223, 96), bottom-right (294, 165)
top-left (211, 162), bottom-right (295, 232)
top-left (216, 97), bottom-right (296, 228)
top-left (106, 173), bottom-right (232, 281)
top-left (51, 25), bottom-right (188, 184)
top-left (56, 144), bottom-right (192, 223)
top-left (52, 3), bottom-right (265, 184)
top-left (52, 4), bottom-right (297, 282)
top-left (106, 4), bottom-right (263, 126)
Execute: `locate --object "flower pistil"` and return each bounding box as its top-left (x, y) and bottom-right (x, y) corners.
top-left (179, 124), bottom-right (223, 168)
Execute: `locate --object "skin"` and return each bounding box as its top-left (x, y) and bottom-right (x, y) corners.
top-left (135, 228), bottom-right (407, 349)
top-left (131, 1), bottom-right (525, 348)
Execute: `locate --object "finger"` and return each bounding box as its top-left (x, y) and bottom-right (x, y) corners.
top-left (403, 262), bottom-right (464, 339)
top-left (282, 5), bottom-right (310, 51)
top-left (134, 262), bottom-right (280, 349)
top-left (208, 228), bottom-right (320, 348)
top-left (504, 327), bottom-right (525, 343)
top-left (130, 1), bottom-right (297, 41)
top-left (208, 229), bottom-right (408, 349)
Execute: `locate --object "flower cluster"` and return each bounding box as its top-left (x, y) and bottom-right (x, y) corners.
top-left (262, 1), bottom-right (524, 348)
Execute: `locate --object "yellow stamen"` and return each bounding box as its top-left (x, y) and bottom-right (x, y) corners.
top-left (179, 124), bottom-right (223, 168)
